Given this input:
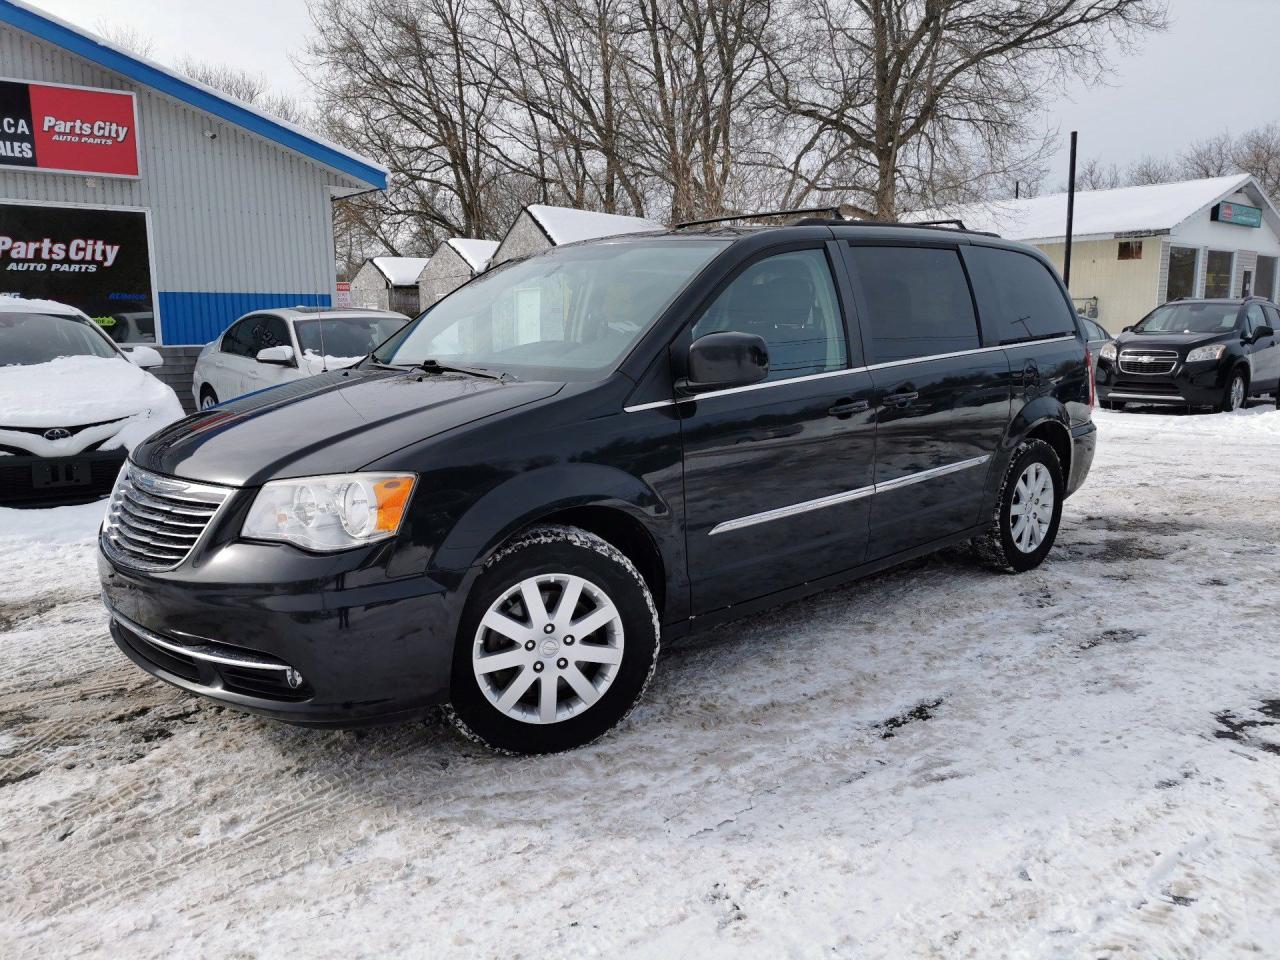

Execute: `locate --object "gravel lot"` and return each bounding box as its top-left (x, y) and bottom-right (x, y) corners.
top-left (2, 407), bottom-right (1279, 959)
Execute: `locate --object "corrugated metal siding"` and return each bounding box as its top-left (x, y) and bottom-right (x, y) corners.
top-left (0, 24), bottom-right (340, 343)
top-left (1157, 240), bottom-right (1171, 304)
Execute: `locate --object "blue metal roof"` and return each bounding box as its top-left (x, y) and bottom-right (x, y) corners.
top-left (0, 0), bottom-right (388, 191)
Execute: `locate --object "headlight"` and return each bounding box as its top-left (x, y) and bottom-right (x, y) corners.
top-left (1186, 344), bottom-right (1226, 363)
top-left (1099, 342), bottom-right (1117, 361)
top-left (242, 472), bottom-right (416, 551)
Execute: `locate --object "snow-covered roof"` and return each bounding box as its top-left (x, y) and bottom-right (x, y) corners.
top-left (906, 174), bottom-right (1272, 243)
top-left (0, 295), bottom-right (84, 317)
top-left (526, 205), bottom-right (665, 245)
top-left (370, 257), bottom-right (430, 286)
top-left (446, 238), bottom-right (499, 272)
top-left (0, 0), bottom-right (387, 191)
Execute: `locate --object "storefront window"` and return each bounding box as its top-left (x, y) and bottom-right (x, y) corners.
top-left (1166, 246), bottom-right (1198, 300)
top-left (1204, 250), bottom-right (1233, 298)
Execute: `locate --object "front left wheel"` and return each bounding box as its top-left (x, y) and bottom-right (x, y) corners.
top-left (447, 525), bottom-right (660, 754)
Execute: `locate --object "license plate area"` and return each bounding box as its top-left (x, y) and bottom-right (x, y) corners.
top-left (32, 458), bottom-right (91, 488)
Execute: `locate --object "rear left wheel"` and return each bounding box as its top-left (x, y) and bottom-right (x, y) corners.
top-left (446, 525), bottom-right (660, 754)
top-left (973, 438), bottom-right (1064, 573)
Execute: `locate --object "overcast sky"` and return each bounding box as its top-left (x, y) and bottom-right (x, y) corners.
top-left (27, 0), bottom-right (1280, 191)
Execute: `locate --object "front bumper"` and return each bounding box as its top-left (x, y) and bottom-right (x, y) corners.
top-left (0, 449), bottom-right (126, 506)
top-left (1096, 357), bottom-right (1230, 406)
top-left (99, 540), bottom-right (462, 726)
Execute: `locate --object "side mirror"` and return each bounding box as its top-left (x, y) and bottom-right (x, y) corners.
top-left (1252, 324), bottom-right (1274, 340)
top-left (126, 345), bottom-right (163, 368)
top-left (256, 345), bottom-right (295, 365)
top-left (1122, 325), bottom-right (1134, 333)
top-left (680, 331), bottom-right (769, 394)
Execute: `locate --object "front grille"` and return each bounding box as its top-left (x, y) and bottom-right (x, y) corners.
top-left (101, 465), bottom-right (232, 571)
top-left (1118, 349), bottom-right (1179, 375)
top-left (1112, 379), bottom-right (1181, 396)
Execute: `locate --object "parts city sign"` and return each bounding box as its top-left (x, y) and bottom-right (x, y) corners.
top-left (0, 78), bottom-right (140, 178)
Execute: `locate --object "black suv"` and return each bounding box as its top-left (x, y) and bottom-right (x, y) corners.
top-left (99, 219), bottom-right (1096, 754)
top-left (1096, 297), bottom-right (1280, 411)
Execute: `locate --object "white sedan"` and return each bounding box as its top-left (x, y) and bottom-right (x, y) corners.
top-left (0, 296), bottom-right (184, 505)
top-left (191, 307), bottom-right (409, 409)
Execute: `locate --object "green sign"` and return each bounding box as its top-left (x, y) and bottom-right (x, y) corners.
top-left (1212, 201), bottom-right (1263, 228)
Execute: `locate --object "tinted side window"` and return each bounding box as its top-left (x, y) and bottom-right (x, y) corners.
top-left (251, 316), bottom-right (291, 354)
top-left (221, 318), bottom-right (254, 357)
top-left (692, 248), bottom-right (848, 381)
top-left (1264, 304), bottom-right (1280, 328)
top-left (1244, 303), bottom-right (1265, 334)
top-left (966, 246), bottom-right (1077, 344)
top-left (845, 245), bottom-right (979, 364)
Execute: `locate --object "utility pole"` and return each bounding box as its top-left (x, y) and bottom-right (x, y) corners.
top-left (1064, 131), bottom-right (1078, 288)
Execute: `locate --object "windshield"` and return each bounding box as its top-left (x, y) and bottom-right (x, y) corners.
top-left (0, 312), bottom-right (119, 366)
top-left (374, 238), bottom-right (729, 378)
top-left (1135, 302), bottom-right (1240, 334)
top-left (295, 315), bottom-right (408, 359)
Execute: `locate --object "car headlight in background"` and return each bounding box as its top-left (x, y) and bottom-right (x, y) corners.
top-left (1099, 342), bottom-right (1117, 361)
top-left (242, 473), bottom-right (416, 551)
top-left (1185, 344), bottom-right (1227, 363)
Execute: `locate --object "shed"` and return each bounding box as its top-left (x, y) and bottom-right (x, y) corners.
top-left (418, 238), bottom-right (498, 307)
top-left (351, 256), bottom-right (430, 315)
top-left (909, 175), bottom-right (1280, 331)
top-left (489, 205), bottom-right (664, 267)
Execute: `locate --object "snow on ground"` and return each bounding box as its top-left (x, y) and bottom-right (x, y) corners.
top-left (2, 407), bottom-right (1280, 959)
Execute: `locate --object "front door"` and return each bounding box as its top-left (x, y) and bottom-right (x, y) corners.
top-left (842, 242), bottom-right (1011, 559)
top-left (679, 245), bottom-right (878, 614)
top-left (240, 314), bottom-right (298, 395)
top-left (1246, 303), bottom-right (1280, 390)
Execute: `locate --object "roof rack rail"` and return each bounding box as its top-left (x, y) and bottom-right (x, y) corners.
top-left (674, 206), bottom-right (843, 229)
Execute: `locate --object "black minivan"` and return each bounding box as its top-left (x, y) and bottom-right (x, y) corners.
top-left (99, 218), bottom-right (1096, 754)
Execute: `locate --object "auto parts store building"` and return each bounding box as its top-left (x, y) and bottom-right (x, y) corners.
top-left (0, 0), bottom-right (386, 407)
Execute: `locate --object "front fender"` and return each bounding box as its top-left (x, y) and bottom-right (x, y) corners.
top-left (430, 461), bottom-right (678, 577)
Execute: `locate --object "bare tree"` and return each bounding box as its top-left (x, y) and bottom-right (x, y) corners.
top-left (1179, 132), bottom-right (1236, 179)
top-left (766, 0), bottom-right (1167, 218)
top-left (93, 19), bottom-right (155, 58)
top-left (1232, 124), bottom-right (1280, 199)
top-left (1070, 157), bottom-right (1122, 191)
top-left (1125, 154), bottom-right (1179, 186)
top-left (175, 58), bottom-right (310, 126)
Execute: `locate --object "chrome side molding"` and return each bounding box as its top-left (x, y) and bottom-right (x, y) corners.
top-left (708, 454), bottom-right (993, 535)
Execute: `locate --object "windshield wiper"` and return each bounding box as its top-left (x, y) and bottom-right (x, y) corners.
top-left (412, 358), bottom-right (512, 382)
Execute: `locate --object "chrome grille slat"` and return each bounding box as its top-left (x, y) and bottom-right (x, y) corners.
top-left (123, 487), bottom-right (219, 517)
top-left (101, 466), bottom-right (233, 572)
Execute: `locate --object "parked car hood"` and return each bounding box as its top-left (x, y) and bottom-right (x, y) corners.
top-left (1115, 330), bottom-right (1237, 351)
top-left (0, 354), bottom-right (176, 428)
top-left (132, 366), bottom-right (564, 487)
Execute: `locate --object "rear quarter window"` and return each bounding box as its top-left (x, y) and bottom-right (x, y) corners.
top-left (965, 246), bottom-right (1078, 345)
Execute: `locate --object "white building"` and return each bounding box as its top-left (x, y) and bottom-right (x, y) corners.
top-left (489, 204), bottom-right (664, 267)
top-left (912, 175), bottom-right (1280, 332)
top-left (418, 238), bottom-right (498, 308)
top-left (350, 256), bottom-right (430, 315)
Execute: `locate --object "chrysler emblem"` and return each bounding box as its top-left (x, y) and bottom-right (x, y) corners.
top-left (43, 427), bottom-right (72, 441)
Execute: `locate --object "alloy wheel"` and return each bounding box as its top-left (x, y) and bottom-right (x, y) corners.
top-left (1230, 375), bottom-right (1246, 411)
top-left (201, 394), bottom-right (217, 410)
top-left (472, 573), bottom-right (625, 724)
top-left (1010, 462), bottom-right (1054, 554)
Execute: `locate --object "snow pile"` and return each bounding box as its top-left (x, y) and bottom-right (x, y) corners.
top-left (372, 256), bottom-right (430, 286)
top-left (907, 174), bottom-right (1255, 242)
top-left (0, 355), bottom-right (184, 455)
top-left (1, 407), bottom-right (1279, 958)
top-left (300, 350), bottom-right (365, 373)
top-left (527, 204), bottom-right (665, 244)
top-left (447, 238), bottom-right (499, 272)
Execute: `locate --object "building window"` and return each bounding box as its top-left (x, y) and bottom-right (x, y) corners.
top-left (1167, 246), bottom-right (1198, 300)
top-left (1118, 241), bottom-right (1143, 260)
top-left (1204, 250), bottom-right (1234, 298)
top-left (1256, 255), bottom-right (1277, 301)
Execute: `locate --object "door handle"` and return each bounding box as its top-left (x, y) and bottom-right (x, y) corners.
top-left (883, 391), bottom-right (918, 407)
top-left (1020, 360), bottom-right (1041, 386)
top-left (828, 398), bottom-right (870, 418)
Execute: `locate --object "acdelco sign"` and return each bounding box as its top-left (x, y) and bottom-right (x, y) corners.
top-left (0, 78), bottom-right (139, 178)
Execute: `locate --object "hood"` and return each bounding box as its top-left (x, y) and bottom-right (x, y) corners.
top-left (0, 355), bottom-right (175, 427)
top-left (1116, 329), bottom-right (1236, 351)
top-left (132, 366), bottom-right (564, 487)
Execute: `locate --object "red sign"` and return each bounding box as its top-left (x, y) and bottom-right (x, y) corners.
top-left (0, 78), bottom-right (139, 178)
